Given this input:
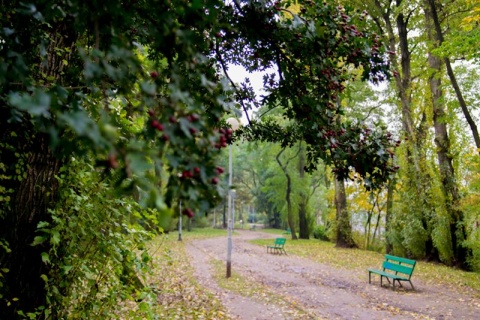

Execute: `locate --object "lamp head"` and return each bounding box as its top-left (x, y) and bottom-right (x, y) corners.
top-left (226, 117), bottom-right (240, 131)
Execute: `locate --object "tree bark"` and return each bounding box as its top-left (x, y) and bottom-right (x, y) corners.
top-left (297, 145), bottom-right (309, 239)
top-left (0, 20), bottom-right (78, 316)
top-left (0, 133), bottom-right (62, 317)
top-left (334, 177), bottom-right (355, 248)
top-left (385, 179), bottom-right (394, 254)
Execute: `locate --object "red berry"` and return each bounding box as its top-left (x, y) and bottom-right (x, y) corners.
top-left (150, 71), bottom-right (158, 79)
top-left (182, 208), bottom-right (194, 218)
top-left (189, 127), bottom-right (197, 134)
top-left (215, 166), bottom-right (225, 174)
top-left (148, 109), bottom-right (155, 116)
top-left (169, 116), bottom-right (177, 123)
top-left (188, 114), bottom-right (199, 122)
top-left (162, 135), bottom-right (169, 141)
top-left (211, 177), bottom-right (219, 184)
top-left (194, 167), bottom-right (200, 174)
top-left (151, 119), bottom-right (160, 128)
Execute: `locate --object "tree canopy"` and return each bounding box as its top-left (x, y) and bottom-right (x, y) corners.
top-left (0, 0), bottom-right (399, 317)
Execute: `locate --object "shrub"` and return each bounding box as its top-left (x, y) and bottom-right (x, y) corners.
top-left (312, 225), bottom-right (330, 241)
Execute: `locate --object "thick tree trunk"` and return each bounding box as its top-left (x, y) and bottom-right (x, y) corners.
top-left (297, 146), bottom-right (309, 239)
top-left (334, 177), bottom-right (355, 248)
top-left (298, 201), bottom-right (309, 239)
top-left (425, 1), bottom-right (469, 268)
top-left (0, 20), bottom-right (77, 316)
top-left (0, 133), bottom-right (62, 318)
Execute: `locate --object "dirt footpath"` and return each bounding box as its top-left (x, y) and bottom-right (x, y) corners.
top-left (185, 230), bottom-right (480, 320)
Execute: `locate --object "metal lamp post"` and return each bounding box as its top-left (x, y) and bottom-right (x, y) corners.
top-left (178, 201), bottom-right (182, 241)
top-left (226, 117), bottom-right (240, 278)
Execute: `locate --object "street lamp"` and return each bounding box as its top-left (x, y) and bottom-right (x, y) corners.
top-left (178, 201), bottom-right (182, 241)
top-left (226, 117), bottom-right (240, 278)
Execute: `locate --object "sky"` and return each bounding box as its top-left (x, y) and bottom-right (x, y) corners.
top-left (225, 64), bottom-right (268, 124)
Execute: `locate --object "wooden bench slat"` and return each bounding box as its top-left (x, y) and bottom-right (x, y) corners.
top-left (266, 237), bottom-right (287, 255)
top-left (368, 254), bottom-right (416, 290)
top-left (385, 254), bottom-right (416, 265)
top-left (382, 261), bottom-right (414, 277)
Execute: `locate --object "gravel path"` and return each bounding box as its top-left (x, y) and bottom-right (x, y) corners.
top-left (185, 229), bottom-right (480, 320)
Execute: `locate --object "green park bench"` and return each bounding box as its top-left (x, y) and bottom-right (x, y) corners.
top-left (267, 237), bottom-right (287, 255)
top-left (368, 254), bottom-right (416, 290)
top-left (283, 228), bottom-right (291, 235)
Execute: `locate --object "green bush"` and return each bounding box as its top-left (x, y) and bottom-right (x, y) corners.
top-left (312, 225), bottom-right (330, 241)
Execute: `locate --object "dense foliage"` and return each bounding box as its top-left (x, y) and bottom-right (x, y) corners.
top-left (0, 0), bottom-right (399, 317)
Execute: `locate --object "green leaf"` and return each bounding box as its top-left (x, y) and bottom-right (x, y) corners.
top-left (37, 221), bottom-right (50, 228)
top-left (32, 236), bottom-right (47, 246)
top-left (41, 252), bottom-right (50, 264)
top-left (140, 81), bottom-right (156, 96)
top-left (8, 90), bottom-right (51, 118)
top-left (51, 230), bottom-right (60, 246)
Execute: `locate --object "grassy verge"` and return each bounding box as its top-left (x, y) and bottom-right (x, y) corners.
top-left (251, 235), bottom-right (480, 294)
top-left (146, 228), bottom-right (229, 319)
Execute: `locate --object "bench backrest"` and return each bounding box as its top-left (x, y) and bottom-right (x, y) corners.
top-left (274, 237), bottom-right (286, 247)
top-left (382, 254), bottom-right (416, 279)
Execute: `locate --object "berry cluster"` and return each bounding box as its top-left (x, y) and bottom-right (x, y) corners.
top-left (214, 128), bottom-right (234, 149)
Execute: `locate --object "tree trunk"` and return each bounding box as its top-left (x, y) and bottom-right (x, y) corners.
top-left (334, 177), bottom-right (355, 248)
top-left (297, 145), bottom-right (309, 239)
top-left (374, 0), bottom-right (435, 259)
top-left (385, 179), bottom-right (394, 254)
top-left (0, 20), bottom-right (78, 316)
top-left (285, 172), bottom-right (297, 240)
top-left (0, 133), bottom-right (62, 318)
top-left (424, 0), bottom-right (469, 268)
top-left (276, 147), bottom-right (298, 240)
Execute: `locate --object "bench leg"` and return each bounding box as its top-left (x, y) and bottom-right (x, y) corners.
top-left (409, 280), bottom-right (415, 291)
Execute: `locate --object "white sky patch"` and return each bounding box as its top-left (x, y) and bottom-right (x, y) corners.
top-left (226, 64), bottom-right (270, 124)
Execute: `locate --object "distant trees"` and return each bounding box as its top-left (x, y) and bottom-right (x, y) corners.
top-left (0, 0), bottom-right (396, 317)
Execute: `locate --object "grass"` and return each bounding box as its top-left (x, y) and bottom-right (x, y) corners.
top-left (252, 232), bottom-right (480, 294)
top-left (146, 228), bottom-right (230, 319)
top-left (144, 227), bottom-right (480, 319)
top-left (170, 227), bottom-right (228, 240)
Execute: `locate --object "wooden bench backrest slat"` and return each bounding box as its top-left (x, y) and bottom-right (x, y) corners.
top-left (382, 261), bottom-right (414, 277)
top-left (385, 254), bottom-right (416, 266)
